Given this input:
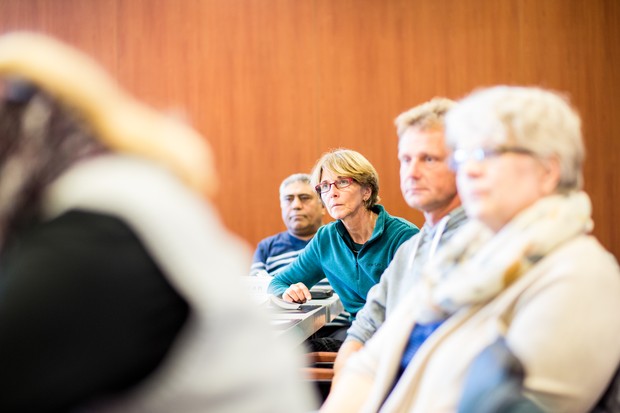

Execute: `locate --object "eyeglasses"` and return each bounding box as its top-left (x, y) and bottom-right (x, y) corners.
top-left (448, 146), bottom-right (536, 171)
top-left (315, 177), bottom-right (355, 194)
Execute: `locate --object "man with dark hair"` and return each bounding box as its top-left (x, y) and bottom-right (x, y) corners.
top-left (250, 173), bottom-right (325, 276)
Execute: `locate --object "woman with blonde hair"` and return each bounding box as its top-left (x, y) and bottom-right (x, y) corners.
top-left (269, 148), bottom-right (418, 350)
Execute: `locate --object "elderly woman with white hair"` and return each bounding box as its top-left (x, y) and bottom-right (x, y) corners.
top-left (321, 86), bottom-right (620, 413)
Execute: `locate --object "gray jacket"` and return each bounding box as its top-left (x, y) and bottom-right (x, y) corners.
top-left (345, 207), bottom-right (468, 344)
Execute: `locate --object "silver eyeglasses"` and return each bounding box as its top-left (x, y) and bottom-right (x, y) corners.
top-left (448, 146), bottom-right (536, 171)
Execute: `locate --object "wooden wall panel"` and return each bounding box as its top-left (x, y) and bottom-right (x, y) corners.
top-left (115, 0), bottom-right (323, 245)
top-left (0, 1), bottom-right (118, 67)
top-left (314, 0), bottom-right (426, 229)
top-left (0, 0), bottom-right (618, 260)
top-left (190, 0), bottom-right (323, 243)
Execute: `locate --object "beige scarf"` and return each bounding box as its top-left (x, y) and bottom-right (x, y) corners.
top-left (415, 191), bottom-right (593, 323)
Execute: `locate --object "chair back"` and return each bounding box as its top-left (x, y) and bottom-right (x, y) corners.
top-left (458, 337), bottom-right (543, 413)
top-left (460, 337), bottom-right (620, 413)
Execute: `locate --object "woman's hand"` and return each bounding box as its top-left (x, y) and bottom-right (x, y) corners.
top-left (282, 282), bottom-right (312, 303)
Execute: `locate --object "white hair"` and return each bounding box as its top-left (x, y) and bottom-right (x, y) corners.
top-left (279, 173), bottom-right (312, 195)
top-left (445, 86), bottom-right (584, 192)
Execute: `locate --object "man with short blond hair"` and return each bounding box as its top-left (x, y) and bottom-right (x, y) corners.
top-left (334, 97), bottom-right (468, 375)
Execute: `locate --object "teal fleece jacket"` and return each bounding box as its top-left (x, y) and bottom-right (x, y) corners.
top-left (268, 205), bottom-right (418, 318)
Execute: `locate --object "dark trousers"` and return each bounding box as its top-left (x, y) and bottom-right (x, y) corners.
top-left (306, 319), bottom-right (350, 352)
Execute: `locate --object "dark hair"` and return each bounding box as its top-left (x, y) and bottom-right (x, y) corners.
top-left (0, 83), bottom-right (107, 247)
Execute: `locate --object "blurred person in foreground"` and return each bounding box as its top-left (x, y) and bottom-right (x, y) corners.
top-left (269, 148), bottom-right (418, 350)
top-left (250, 173), bottom-right (325, 276)
top-left (321, 86), bottom-right (620, 412)
top-left (0, 32), bottom-right (315, 412)
top-left (333, 97), bottom-right (467, 379)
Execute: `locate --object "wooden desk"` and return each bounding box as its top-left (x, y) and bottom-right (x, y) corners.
top-left (269, 294), bottom-right (344, 345)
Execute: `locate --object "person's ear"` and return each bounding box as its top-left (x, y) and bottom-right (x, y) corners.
top-left (540, 156), bottom-right (561, 194)
top-left (362, 185), bottom-right (372, 201)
